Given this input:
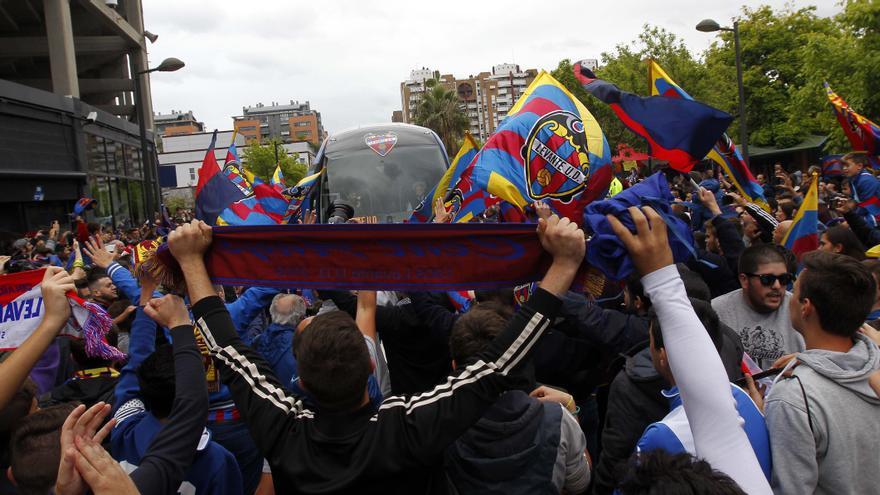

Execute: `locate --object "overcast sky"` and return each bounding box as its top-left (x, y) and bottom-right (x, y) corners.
top-left (142, 0), bottom-right (839, 135)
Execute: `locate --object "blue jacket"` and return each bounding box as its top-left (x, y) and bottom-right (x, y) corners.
top-left (239, 320), bottom-right (385, 409)
top-left (112, 308), bottom-right (243, 494)
top-left (107, 261), bottom-right (278, 408)
top-left (636, 384), bottom-right (771, 480)
top-left (249, 322), bottom-right (298, 387)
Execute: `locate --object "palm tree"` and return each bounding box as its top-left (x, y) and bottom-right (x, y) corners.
top-left (414, 82), bottom-right (469, 156)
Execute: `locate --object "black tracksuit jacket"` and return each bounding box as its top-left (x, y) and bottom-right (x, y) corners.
top-left (192, 288), bottom-right (561, 494)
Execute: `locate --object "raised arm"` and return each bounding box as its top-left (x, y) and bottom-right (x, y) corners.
top-left (356, 290), bottom-right (378, 343)
top-left (608, 206), bottom-right (771, 495)
top-left (378, 215), bottom-right (585, 464)
top-left (112, 273), bottom-right (159, 413)
top-left (0, 267), bottom-right (73, 409)
top-left (226, 286), bottom-right (279, 333)
top-left (170, 220), bottom-right (305, 459)
top-left (130, 295), bottom-right (207, 495)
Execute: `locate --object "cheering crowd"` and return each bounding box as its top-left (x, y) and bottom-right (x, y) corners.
top-left (0, 151), bottom-right (879, 494)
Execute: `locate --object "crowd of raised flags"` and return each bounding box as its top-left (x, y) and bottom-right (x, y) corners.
top-left (188, 60), bottom-right (880, 260)
top-left (2, 53), bottom-right (880, 495)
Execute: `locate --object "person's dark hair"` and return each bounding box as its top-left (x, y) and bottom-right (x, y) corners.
top-left (137, 344), bottom-right (176, 419)
top-left (842, 152), bottom-right (870, 168)
top-left (822, 225), bottom-right (866, 260)
top-left (738, 243), bottom-right (786, 275)
top-left (474, 288), bottom-right (514, 306)
top-left (34, 246), bottom-right (52, 256)
top-left (862, 259), bottom-right (880, 282)
top-left (773, 245), bottom-right (799, 275)
top-left (69, 337), bottom-right (114, 370)
top-left (677, 264), bottom-right (711, 302)
top-left (107, 300), bottom-right (135, 333)
top-left (618, 450), bottom-right (746, 495)
top-left (625, 273), bottom-right (648, 312)
top-left (649, 298), bottom-right (722, 352)
top-left (293, 311), bottom-right (371, 412)
top-left (449, 302), bottom-right (514, 365)
top-left (0, 379), bottom-right (38, 467)
top-left (87, 268), bottom-right (109, 286)
top-left (87, 222), bottom-right (101, 235)
top-left (9, 403), bottom-right (76, 495)
top-left (799, 251), bottom-right (875, 337)
top-left (776, 200), bottom-right (795, 220)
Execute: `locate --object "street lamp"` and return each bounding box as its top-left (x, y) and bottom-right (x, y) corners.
top-left (131, 57), bottom-right (185, 220)
top-left (697, 18), bottom-right (749, 165)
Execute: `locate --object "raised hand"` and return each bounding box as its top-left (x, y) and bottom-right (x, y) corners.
top-left (71, 435), bottom-right (138, 495)
top-left (41, 266), bottom-right (75, 328)
top-left (606, 206), bottom-right (673, 277)
top-left (82, 236), bottom-right (113, 269)
top-left (56, 403), bottom-right (116, 495)
top-left (432, 198), bottom-right (452, 224)
top-left (536, 215), bottom-right (585, 269)
top-left (533, 201), bottom-right (552, 221)
top-left (530, 385), bottom-right (576, 413)
top-left (168, 220), bottom-right (212, 264)
top-left (144, 294), bottom-right (191, 329)
top-left (302, 209), bottom-right (318, 225)
top-left (698, 187), bottom-right (722, 216)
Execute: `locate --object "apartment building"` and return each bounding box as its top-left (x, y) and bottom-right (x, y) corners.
top-left (232, 100), bottom-right (325, 146)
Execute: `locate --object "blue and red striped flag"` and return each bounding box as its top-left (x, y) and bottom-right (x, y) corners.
top-left (782, 174), bottom-right (819, 261)
top-left (649, 60), bottom-right (770, 211)
top-left (447, 291), bottom-right (473, 312)
top-left (574, 63), bottom-right (732, 173)
top-left (449, 71), bottom-right (612, 223)
top-left (73, 197), bottom-right (97, 216)
top-left (409, 133), bottom-right (479, 223)
top-left (825, 82), bottom-right (880, 168)
top-left (821, 155), bottom-right (844, 178)
top-left (216, 176), bottom-right (289, 226)
top-left (195, 130), bottom-right (246, 225)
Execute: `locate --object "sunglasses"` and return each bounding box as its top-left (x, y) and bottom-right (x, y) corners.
top-left (746, 273), bottom-right (794, 287)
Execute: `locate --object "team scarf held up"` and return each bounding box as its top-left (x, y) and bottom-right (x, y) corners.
top-left (573, 62), bottom-right (732, 173)
top-left (0, 268), bottom-right (123, 360)
top-left (146, 222), bottom-right (596, 292)
top-left (649, 60), bottom-right (770, 212)
top-left (447, 71), bottom-right (612, 224)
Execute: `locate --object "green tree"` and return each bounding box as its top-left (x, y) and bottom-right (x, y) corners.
top-left (414, 83), bottom-right (469, 155)
top-left (702, 5), bottom-right (838, 148)
top-left (789, 0), bottom-right (880, 153)
top-left (241, 138), bottom-right (307, 185)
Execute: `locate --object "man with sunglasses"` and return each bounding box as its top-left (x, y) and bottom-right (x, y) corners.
top-left (712, 244), bottom-right (805, 370)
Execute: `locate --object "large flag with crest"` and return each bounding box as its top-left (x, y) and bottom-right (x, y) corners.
top-left (824, 82), bottom-right (880, 167)
top-left (649, 60), bottom-right (770, 212)
top-left (448, 71), bottom-right (612, 223)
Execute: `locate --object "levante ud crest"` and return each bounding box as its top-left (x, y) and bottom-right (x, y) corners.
top-left (523, 111), bottom-right (591, 203)
top-left (365, 132), bottom-right (398, 157)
